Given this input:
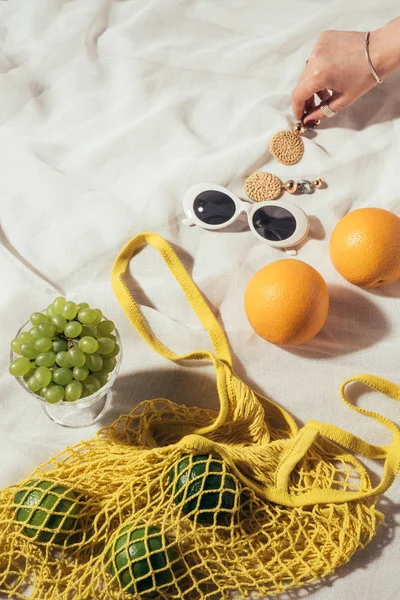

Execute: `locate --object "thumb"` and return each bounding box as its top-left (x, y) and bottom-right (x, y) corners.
top-left (303, 93), bottom-right (347, 124)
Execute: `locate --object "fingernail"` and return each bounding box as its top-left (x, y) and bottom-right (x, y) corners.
top-left (304, 119), bottom-right (318, 128)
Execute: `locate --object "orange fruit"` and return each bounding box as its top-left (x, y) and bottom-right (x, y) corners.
top-left (244, 260), bottom-right (329, 346)
top-left (330, 208), bottom-right (400, 288)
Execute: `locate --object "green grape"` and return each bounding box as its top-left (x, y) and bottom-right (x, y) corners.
top-left (51, 315), bottom-right (67, 333)
top-left (52, 296), bottom-right (67, 316)
top-left (19, 332), bottom-right (33, 342)
top-left (52, 338), bottom-right (68, 353)
top-left (35, 337), bottom-right (53, 352)
top-left (103, 343), bottom-right (120, 359)
top-left (30, 312), bottom-right (50, 326)
top-left (77, 308), bottom-right (96, 324)
top-left (97, 320), bottom-right (115, 336)
top-left (44, 384), bottom-right (65, 404)
top-left (62, 301), bottom-right (78, 320)
top-left (65, 380), bottom-right (83, 402)
top-left (85, 354), bottom-right (103, 372)
top-left (97, 337), bottom-right (115, 355)
top-left (99, 357), bottom-right (116, 374)
top-left (56, 351), bottom-right (72, 368)
top-left (81, 324), bottom-right (97, 338)
top-left (49, 365), bottom-right (58, 372)
top-left (27, 375), bottom-right (41, 393)
top-left (64, 321), bottom-right (82, 338)
top-left (68, 347), bottom-right (86, 368)
top-left (39, 386), bottom-right (49, 398)
top-left (37, 321), bottom-right (56, 338)
top-left (46, 304), bottom-right (54, 317)
top-left (29, 327), bottom-right (41, 340)
top-left (97, 373), bottom-right (109, 387)
top-left (76, 302), bottom-right (89, 310)
top-left (53, 367), bottom-right (73, 386)
top-left (23, 367), bottom-right (36, 381)
top-left (11, 338), bottom-right (23, 354)
top-left (83, 375), bottom-right (101, 395)
top-left (106, 333), bottom-right (117, 343)
top-left (91, 309), bottom-right (103, 326)
top-left (73, 366), bottom-right (89, 382)
top-left (79, 336), bottom-right (98, 354)
top-left (9, 357), bottom-right (32, 377)
top-left (36, 352), bottom-right (56, 367)
top-left (34, 366), bottom-right (52, 387)
top-left (20, 342), bottom-right (39, 359)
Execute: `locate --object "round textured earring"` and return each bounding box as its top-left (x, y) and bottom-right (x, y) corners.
top-left (245, 171), bottom-right (324, 202)
top-left (269, 121), bottom-right (320, 165)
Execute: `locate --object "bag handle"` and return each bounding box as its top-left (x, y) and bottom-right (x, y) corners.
top-left (112, 232), bottom-right (400, 506)
top-left (303, 374), bottom-right (400, 498)
top-left (111, 232), bottom-right (297, 438)
top-left (112, 232), bottom-right (233, 366)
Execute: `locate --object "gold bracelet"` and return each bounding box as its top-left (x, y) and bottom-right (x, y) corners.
top-left (364, 31), bottom-right (383, 84)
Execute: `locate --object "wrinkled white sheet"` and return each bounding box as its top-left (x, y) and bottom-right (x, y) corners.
top-left (0, 0), bottom-right (399, 598)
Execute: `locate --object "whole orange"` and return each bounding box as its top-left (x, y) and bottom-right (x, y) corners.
top-left (330, 208), bottom-right (400, 287)
top-left (244, 260), bottom-right (329, 346)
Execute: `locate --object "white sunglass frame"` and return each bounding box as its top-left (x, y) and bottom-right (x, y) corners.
top-left (182, 183), bottom-right (309, 250)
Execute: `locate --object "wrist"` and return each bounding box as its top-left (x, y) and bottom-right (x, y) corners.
top-left (369, 19), bottom-right (400, 80)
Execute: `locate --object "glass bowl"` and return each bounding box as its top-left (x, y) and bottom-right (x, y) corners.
top-left (10, 316), bottom-right (122, 428)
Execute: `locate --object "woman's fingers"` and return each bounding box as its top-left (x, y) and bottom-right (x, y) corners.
top-left (301, 89), bottom-right (331, 124)
top-left (302, 92), bottom-right (346, 124)
top-left (302, 90), bottom-right (330, 123)
top-left (315, 89), bottom-right (331, 103)
top-left (304, 96), bottom-right (316, 115)
top-left (291, 70), bottom-right (324, 120)
top-left (291, 29), bottom-right (389, 123)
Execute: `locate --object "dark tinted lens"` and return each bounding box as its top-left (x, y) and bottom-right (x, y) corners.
top-left (252, 205), bottom-right (297, 241)
top-left (193, 191), bottom-right (236, 225)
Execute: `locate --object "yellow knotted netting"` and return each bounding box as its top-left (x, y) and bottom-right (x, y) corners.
top-left (0, 232), bottom-right (399, 600)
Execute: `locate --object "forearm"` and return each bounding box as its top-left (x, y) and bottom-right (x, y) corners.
top-left (370, 17), bottom-right (400, 79)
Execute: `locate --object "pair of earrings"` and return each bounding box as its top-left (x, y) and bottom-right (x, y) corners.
top-left (245, 120), bottom-right (324, 203)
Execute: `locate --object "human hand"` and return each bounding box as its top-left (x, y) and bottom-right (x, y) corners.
top-left (292, 21), bottom-right (400, 125)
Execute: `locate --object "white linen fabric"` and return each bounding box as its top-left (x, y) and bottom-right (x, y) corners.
top-left (0, 1), bottom-right (399, 598)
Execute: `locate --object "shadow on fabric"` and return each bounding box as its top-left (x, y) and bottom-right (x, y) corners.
top-left (317, 71), bottom-right (400, 131)
top-left (285, 284), bottom-right (390, 359)
top-left (101, 368), bottom-right (221, 428)
top-left (365, 278), bottom-right (400, 299)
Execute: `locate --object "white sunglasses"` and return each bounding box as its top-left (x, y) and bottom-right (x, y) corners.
top-left (182, 183), bottom-right (309, 254)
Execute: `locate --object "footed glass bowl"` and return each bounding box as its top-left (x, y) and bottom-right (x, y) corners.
top-left (11, 318), bottom-right (122, 429)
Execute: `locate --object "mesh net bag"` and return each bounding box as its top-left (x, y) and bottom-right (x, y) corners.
top-left (0, 232), bottom-right (399, 600)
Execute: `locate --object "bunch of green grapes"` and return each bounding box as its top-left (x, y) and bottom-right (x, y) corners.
top-left (9, 297), bottom-right (120, 404)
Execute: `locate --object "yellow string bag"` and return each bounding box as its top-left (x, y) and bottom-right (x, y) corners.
top-left (0, 232), bottom-right (399, 600)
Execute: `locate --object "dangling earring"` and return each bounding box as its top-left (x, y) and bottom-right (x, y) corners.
top-left (269, 121), bottom-right (320, 165)
top-left (245, 171), bottom-right (324, 202)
